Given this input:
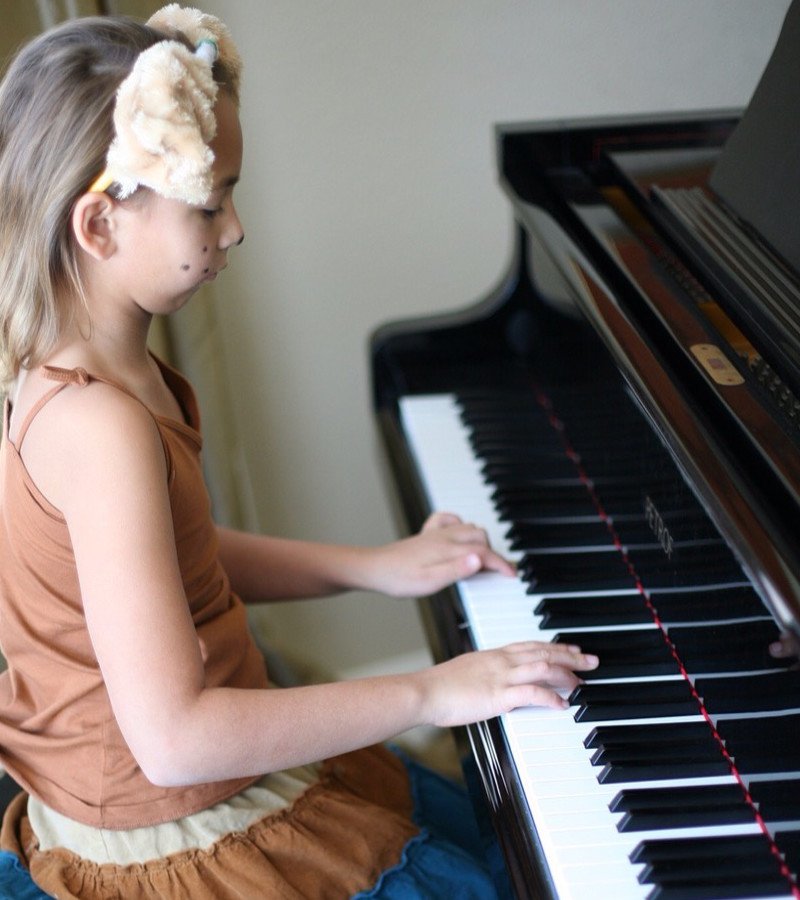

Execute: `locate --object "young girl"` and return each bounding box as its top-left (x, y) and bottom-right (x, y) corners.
top-left (0, 6), bottom-right (598, 898)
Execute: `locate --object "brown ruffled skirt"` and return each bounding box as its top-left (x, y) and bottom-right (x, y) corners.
top-left (1, 745), bottom-right (419, 899)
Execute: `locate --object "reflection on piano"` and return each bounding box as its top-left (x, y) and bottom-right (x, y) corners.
top-left (371, 4), bottom-right (800, 899)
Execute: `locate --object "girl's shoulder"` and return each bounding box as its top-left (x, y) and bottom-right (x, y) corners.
top-left (10, 365), bottom-right (160, 443)
top-left (9, 366), bottom-right (168, 516)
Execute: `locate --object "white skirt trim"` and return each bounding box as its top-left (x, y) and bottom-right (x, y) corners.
top-left (27, 763), bottom-right (320, 866)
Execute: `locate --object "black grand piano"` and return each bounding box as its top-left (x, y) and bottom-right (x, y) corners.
top-left (371, 3), bottom-right (800, 899)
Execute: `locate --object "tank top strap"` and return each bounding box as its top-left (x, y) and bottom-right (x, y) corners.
top-left (12, 366), bottom-right (94, 449)
top-left (15, 366), bottom-right (166, 455)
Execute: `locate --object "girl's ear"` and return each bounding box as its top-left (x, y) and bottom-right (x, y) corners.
top-left (71, 192), bottom-right (117, 260)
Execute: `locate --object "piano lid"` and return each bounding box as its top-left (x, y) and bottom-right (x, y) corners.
top-left (709, 0), bottom-right (800, 277)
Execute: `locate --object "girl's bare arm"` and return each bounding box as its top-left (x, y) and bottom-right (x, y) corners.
top-left (216, 513), bottom-right (515, 604)
top-left (34, 385), bottom-right (596, 787)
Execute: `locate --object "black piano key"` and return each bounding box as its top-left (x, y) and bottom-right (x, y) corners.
top-left (645, 875), bottom-right (793, 899)
top-left (610, 784), bottom-right (738, 813)
top-left (774, 831), bottom-right (800, 872)
top-left (537, 593), bottom-right (654, 628)
top-left (522, 552), bottom-right (636, 592)
top-left (639, 854), bottom-right (787, 886)
top-left (598, 759), bottom-right (732, 783)
top-left (504, 501), bottom-right (601, 522)
top-left (460, 406), bottom-right (552, 424)
top-left (470, 435), bottom-right (565, 455)
top-left (465, 419), bottom-right (560, 438)
top-left (591, 738), bottom-right (722, 767)
top-left (552, 618), bottom-right (787, 680)
top-left (612, 784), bottom-right (752, 831)
top-left (673, 621), bottom-right (790, 674)
top-left (483, 457), bottom-right (579, 481)
top-left (620, 807), bottom-right (755, 831)
top-left (717, 712), bottom-right (800, 748)
top-left (641, 856), bottom-right (794, 900)
top-left (631, 545), bottom-right (741, 586)
top-left (588, 714), bottom-right (800, 782)
top-left (570, 679), bottom-right (699, 721)
top-left (523, 545), bottom-right (741, 592)
top-left (570, 669), bottom-right (800, 722)
top-left (697, 670), bottom-right (800, 713)
top-left (714, 713), bottom-right (800, 774)
top-left (584, 721), bottom-right (713, 750)
top-left (629, 833), bottom-right (778, 864)
top-left (730, 750), bottom-right (800, 775)
top-left (508, 519), bottom-right (618, 551)
top-left (649, 586), bottom-right (769, 623)
top-left (645, 882), bottom-right (793, 900)
top-left (552, 628), bottom-right (680, 679)
top-left (749, 780), bottom-right (800, 819)
top-left (463, 408), bottom-right (553, 424)
top-left (669, 619), bottom-right (780, 652)
top-left (494, 473), bottom-right (675, 497)
top-left (522, 547), bottom-right (628, 566)
top-left (602, 490), bottom-right (702, 521)
top-left (537, 585), bottom-right (768, 630)
top-left (574, 655), bottom-right (681, 681)
top-left (501, 497), bottom-right (601, 521)
top-left (535, 588), bottom-right (768, 631)
top-left (494, 481), bottom-right (597, 507)
top-left (615, 514), bottom-right (719, 545)
top-left (610, 783), bottom-right (744, 811)
top-left (591, 719), bottom-right (732, 780)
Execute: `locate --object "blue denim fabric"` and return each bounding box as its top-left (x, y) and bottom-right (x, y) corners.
top-left (0, 850), bottom-right (51, 899)
top-left (354, 753), bottom-right (513, 900)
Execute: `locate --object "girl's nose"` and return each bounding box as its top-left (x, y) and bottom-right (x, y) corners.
top-left (221, 206), bottom-right (244, 249)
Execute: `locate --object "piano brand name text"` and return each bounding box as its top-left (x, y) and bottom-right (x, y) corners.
top-left (644, 495), bottom-right (674, 558)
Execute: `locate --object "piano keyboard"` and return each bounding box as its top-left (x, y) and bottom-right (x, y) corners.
top-left (399, 391), bottom-right (800, 900)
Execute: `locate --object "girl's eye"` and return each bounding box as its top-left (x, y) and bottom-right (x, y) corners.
top-left (202, 207), bottom-right (222, 219)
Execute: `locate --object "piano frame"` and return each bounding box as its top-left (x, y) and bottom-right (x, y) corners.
top-left (372, 109), bottom-right (800, 898)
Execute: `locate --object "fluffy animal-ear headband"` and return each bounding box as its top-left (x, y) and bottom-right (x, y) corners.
top-left (88, 3), bottom-right (242, 205)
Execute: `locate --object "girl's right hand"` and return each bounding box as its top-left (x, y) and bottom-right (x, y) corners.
top-left (417, 641), bottom-right (599, 728)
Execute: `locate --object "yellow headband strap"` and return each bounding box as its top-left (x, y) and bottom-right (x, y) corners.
top-left (87, 171), bottom-right (114, 194)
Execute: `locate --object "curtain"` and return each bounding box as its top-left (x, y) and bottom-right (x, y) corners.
top-left (150, 293), bottom-right (252, 530)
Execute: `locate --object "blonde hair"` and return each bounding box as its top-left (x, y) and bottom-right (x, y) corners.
top-left (0, 15), bottom-right (239, 394)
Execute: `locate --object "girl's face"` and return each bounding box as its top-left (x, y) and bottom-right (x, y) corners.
top-left (114, 92), bottom-right (244, 316)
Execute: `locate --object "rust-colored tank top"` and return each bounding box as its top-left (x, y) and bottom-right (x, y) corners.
top-left (0, 361), bottom-right (267, 828)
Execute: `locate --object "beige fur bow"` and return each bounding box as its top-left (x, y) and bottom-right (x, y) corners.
top-left (96, 4), bottom-right (242, 205)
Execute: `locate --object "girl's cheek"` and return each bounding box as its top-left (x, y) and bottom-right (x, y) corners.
top-left (179, 246), bottom-right (209, 274)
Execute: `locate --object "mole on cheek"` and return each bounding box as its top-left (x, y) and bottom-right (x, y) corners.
top-left (203, 246), bottom-right (208, 253)
top-left (180, 264), bottom-right (190, 271)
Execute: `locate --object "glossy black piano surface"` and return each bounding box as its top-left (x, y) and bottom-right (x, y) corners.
top-left (371, 15), bottom-right (800, 900)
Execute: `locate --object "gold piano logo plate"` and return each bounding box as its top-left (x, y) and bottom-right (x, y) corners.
top-left (690, 343), bottom-right (745, 386)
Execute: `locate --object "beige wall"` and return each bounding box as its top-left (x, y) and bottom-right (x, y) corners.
top-left (2, 1), bottom-right (792, 682)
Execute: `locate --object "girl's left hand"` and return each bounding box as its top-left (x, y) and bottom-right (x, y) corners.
top-left (362, 511), bottom-right (516, 598)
